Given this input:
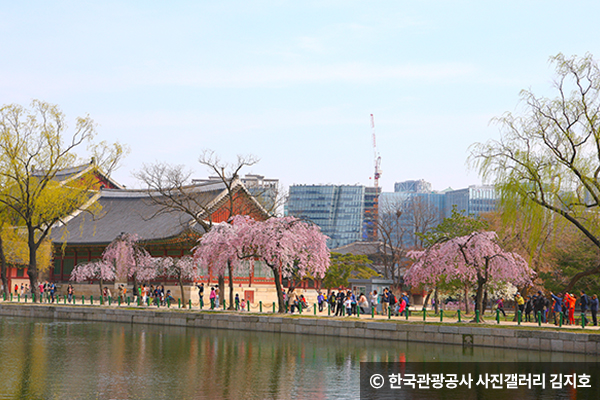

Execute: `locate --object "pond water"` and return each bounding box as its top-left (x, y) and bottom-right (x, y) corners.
top-left (0, 316), bottom-right (598, 399)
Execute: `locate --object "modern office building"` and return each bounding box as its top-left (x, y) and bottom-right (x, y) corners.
top-left (287, 185), bottom-right (377, 248)
top-left (444, 185), bottom-right (496, 217)
top-left (379, 190), bottom-right (446, 248)
top-left (394, 179), bottom-right (432, 194)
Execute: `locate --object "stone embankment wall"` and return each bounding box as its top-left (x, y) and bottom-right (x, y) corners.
top-left (1, 304), bottom-right (598, 355)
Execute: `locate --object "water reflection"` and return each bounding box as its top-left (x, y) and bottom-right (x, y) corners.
top-left (0, 317), bottom-right (597, 399)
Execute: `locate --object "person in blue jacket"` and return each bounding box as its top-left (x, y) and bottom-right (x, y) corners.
top-left (550, 292), bottom-right (563, 325)
top-left (590, 294), bottom-right (599, 326)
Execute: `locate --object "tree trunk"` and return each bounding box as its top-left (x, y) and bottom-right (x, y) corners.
top-left (482, 289), bottom-right (488, 315)
top-left (178, 274), bottom-right (186, 304)
top-left (0, 234), bottom-right (8, 295)
top-left (434, 287), bottom-right (439, 315)
top-left (463, 286), bottom-right (470, 314)
top-left (474, 277), bottom-right (486, 322)
top-left (423, 289), bottom-right (433, 310)
top-left (99, 278), bottom-right (103, 297)
top-left (272, 266), bottom-right (285, 313)
top-left (228, 261), bottom-right (234, 310)
top-left (132, 272), bottom-right (139, 301)
top-left (218, 275), bottom-right (225, 307)
top-left (27, 230), bottom-right (39, 301)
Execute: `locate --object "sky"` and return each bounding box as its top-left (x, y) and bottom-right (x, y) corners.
top-left (2, 1), bottom-right (600, 193)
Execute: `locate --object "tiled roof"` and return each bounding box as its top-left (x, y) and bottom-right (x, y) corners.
top-left (331, 241), bottom-right (391, 255)
top-left (50, 181), bottom-right (228, 245)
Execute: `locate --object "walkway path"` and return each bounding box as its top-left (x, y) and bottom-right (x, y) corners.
top-left (2, 296), bottom-right (597, 332)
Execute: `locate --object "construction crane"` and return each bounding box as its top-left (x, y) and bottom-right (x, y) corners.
top-left (371, 114), bottom-right (382, 187)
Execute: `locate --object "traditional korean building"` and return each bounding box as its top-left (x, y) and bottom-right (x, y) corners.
top-left (49, 179), bottom-right (273, 292)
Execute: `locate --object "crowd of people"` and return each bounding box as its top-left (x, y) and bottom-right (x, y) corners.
top-left (137, 284), bottom-right (175, 306)
top-left (7, 280), bottom-right (600, 328)
top-left (281, 287), bottom-right (410, 317)
top-left (13, 281), bottom-right (58, 302)
top-left (511, 290), bottom-right (599, 326)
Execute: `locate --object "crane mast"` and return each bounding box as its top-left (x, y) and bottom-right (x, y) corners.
top-left (371, 114), bottom-right (382, 187)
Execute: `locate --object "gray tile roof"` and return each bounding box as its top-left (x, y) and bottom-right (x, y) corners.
top-left (51, 181), bottom-right (229, 245)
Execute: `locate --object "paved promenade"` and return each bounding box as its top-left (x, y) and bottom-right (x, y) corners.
top-left (2, 296), bottom-right (598, 332)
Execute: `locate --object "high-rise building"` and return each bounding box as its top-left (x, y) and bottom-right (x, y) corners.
top-left (287, 185), bottom-right (371, 249)
top-left (362, 186), bottom-right (382, 241)
top-left (379, 190), bottom-right (445, 248)
top-left (394, 179), bottom-right (432, 193)
top-left (444, 185), bottom-right (496, 217)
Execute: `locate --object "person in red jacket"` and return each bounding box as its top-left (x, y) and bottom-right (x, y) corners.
top-left (564, 292), bottom-right (576, 325)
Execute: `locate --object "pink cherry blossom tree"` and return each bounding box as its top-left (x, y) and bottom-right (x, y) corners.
top-left (406, 231), bottom-right (534, 319)
top-left (193, 221), bottom-right (245, 309)
top-left (70, 233), bottom-right (157, 296)
top-left (70, 260), bottom-right (116, 294)
top-left (194, 216), bottom-right (330, 313)
top-left (157, 255), bottom-right (201, 304)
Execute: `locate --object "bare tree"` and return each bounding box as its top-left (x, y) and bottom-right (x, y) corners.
top-left (377, 197), bottom-right (409, 283)
top-left (406, 197), bottom-right (442, 248)
top-left (135, 150), bottom-right (262, 310)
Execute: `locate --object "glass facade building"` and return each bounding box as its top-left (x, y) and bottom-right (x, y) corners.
top-left (444, 185), bottom-right (496, 217)
top-left (287, 185), bottom-right (367, 248)
top-left (379, 191), bottom-right (446, 248)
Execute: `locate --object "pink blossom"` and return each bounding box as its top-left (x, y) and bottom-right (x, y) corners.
top-left (406, 231), bottom-right (534, 292)
top-left (70, 233), bottom-right (158, 283)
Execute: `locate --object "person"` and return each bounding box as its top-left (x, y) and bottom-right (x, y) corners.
top-left (515, 292), bottom-right (525, 317)
top-left (370, 290), bottom-right (378, 315)
top-left (358, 293), bottom-right (369, 314)
top-left (564, 292), bottom-right (576, 325)
top-left (102, 286), bottom-right (111, 303)
top-left (196, 282), bottom-right (204, 308)
top-left (580, 290), bottom-right (589, 325)
top-left (335, 290), bottom-right (345, 316)
top-left (590, 294), bottom-right (599, 326)
top-left (533, 291), bottom-right (545, 323)
top-left (397, 295), bottom-right (407, 317)
top-left (118, 285), bottom-right (124, 303)
top-left (67, 284), bottom-right (74, 303)
top-left (288, 290), bottom-right (298, 313)
top-left (235, 293), bottom-right (240, 309)
top-left (136, 285), bottom-right (142, 303)
top-left (49, 282), bottom-right (56, 303)
top-left (400, 293), bottom-right (410, 317)
top-left (14, 284), bottom-right (18, 294)
top-left (241, 298), bottom-right (246, 311)
top-left (388, 291), bottom-right (397, 316)
top-left (165, 290), bottom-right (175, 304)
top-left (141, 284), bottom-right (148, 305)
top-left (382, 288), bottom-right (390, 316)
top-left (348, 290), bottom-right (357, 315)
top-left (215, 287), bottom-right (220, 308)
top-left (524, 295), bottom-right (533, 322)
top-left (299, 294), bottom-right (308, 309)
top-left (328, 291), bottom-right (336, 314)
top-left (344, 296), bottom-right (352, 316)
top-left (496, 297), bottom-right (506, 317)
top-left (209, 287), bottom-right (216, 309)
top-left (317, 292), bottom-right (325, 312)
top-left (550, 292), bottom-right (563, 325)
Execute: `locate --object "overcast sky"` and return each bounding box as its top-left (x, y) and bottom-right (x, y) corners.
top-left (2, 1), bottom-right (599, 192)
